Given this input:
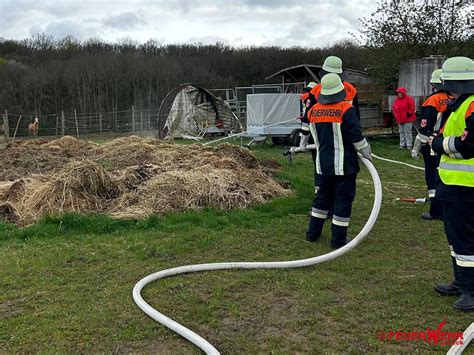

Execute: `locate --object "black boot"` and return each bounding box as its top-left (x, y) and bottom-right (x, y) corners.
top-left (435, 282), bottom-right (460, 296)
top-left (453, 294), bottom-right (474, 311)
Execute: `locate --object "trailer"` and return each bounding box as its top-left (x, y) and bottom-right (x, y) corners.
top-left (245, 93), bottom-right (302, 145)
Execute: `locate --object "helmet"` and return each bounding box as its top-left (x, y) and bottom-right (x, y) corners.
top-left (440, 57), bottom-right (474, 93)
top-left (440, 57), bottom-right (474, 81)
top-left (322, 56), bottom-right (343, 74)
top-left (430, 69), bottom-right (443, 84)
top-left (318, 73), bottom-right (346, 104)
top-left (307, 81), bottom-right (317, 88)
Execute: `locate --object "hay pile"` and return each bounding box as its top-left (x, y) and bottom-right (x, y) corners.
top-left (0, 136), bottom-right (290, 226)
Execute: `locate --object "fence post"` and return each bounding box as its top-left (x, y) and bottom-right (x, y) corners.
top-left (74, 109), bottom-right (79, 137)
top-left (3, 110), bottom-right (9, 142)
top-left (140, 112), bottom-right (143, 132)
top-left (61, 110), bottom-right (65, 136)
top-left (99, 113), bottom-right (102, 133)
top-left (56, 114), bottom-right (59, 137)
top-left (13, 115), bottom-right (22, 141)
top-left (132, 106), bottom-right (135, 132)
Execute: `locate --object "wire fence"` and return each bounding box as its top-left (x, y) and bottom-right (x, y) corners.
top-left (1, 107), bottom-right (160, 141)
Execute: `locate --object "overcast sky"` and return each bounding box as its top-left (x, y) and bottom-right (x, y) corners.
top-left (1, 0), bottom-right (378, 47)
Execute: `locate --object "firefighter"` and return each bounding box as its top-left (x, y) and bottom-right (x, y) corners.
top-left (310, 56), bottom-right (360, 120)
top-left (429, 56), bottom-right (474, 311)
top-left (305, 73), bottom-right (372, 248)
top-left (411, 69), bottom-right (453, 220)
top-left (298, 81), bottom-right (317, 149)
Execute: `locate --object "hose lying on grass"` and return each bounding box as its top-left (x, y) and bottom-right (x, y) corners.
top-left (133, 154), bottom-right (382, 354)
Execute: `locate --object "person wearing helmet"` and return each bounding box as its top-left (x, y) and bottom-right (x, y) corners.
top-left (429, 56), bottom-right (474, 311)
top-left (310, 56), bottom-right (360, 120)
top-left (298, 82), bottom-right (319, 185)
top-left (299, 81), bottom-right (318, 148)
top-left (305, 73), bottom-right (372, 249)
top-left (411, 69), bottom-right (454, 220)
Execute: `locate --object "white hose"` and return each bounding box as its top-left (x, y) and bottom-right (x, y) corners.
top-left (372, 153), bottom-right (425, 171)
top-left (133, 155), bottom-right (382, 354)
top-left (203, 117), bottom-right (299, 146)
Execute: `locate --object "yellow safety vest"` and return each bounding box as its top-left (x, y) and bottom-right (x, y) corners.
top-left (439, 95), bottom-right (474, 187)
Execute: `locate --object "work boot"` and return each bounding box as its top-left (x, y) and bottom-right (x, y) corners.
top-left (306, 233), bottom-right (320, 243)
top-left (453, 294), bottom-right (474, 311)
top-left (421, 212), bottom-right (442, 220)
top-left (331, 237), bottom-right (352, 249)
top-left (435, 282), bottom-right (460, 296)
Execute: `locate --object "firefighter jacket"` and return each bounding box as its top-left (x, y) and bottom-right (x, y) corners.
top-left (417, 91), bottom-right (453, 143)
top-left (310, 81), bottom-right (360, 119)
top-left (307, 100), bottom-right (367, 176)
top-left (432, 94), bottom-right (474, 201)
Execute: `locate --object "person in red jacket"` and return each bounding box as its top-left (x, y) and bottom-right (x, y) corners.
top-left (392, 87), bottom-right (416, 149)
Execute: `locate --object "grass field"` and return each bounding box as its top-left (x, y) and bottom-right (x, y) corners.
top-left (1, 137), bottom-right (472, 353)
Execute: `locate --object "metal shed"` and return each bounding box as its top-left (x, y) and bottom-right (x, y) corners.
top-left (398, 55), bottom-right (447, 98)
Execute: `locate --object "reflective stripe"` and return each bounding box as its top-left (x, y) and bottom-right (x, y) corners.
top-left (333, 122), bottom-right (344, 175)
top-left (433, 112), bottom-right (443, 131)
top-left (428, 189), bottom-right (436, 198)
top-left (439, 162), bottom-right (474, 173)
top-left (312, 207), bottom-right (328, 215)
top-left (449, 152), bottom-right (464, 159)
top-left (353, 138), bottom-right (368, 150)
top-left (332, 215), bottom-right (350, 227)
top-left (455, 254), bottom-right (474, 267)
top-left (310, 123), bottom-right (322, 174)
top-left (314, 186), bottom-right (319, 194)
top-left (443, 137), bottom-right (451, 154)
top-left (449, 245), bottom-right (456, 257)
top-left (448, 136), bottom-right (457, 154)
top-left (311, 212), bottom-right (328, 219)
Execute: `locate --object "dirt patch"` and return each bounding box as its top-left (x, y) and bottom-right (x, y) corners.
top-left (0, 136), bottom-right (291, 226)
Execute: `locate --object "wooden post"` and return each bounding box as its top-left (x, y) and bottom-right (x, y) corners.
top-left (12, 115), bottom-right (22, 141)
top-left (61, 110), bottom-right (65, 136)
top-left (3, 110), bottom-right (9, 142)
top-left (74, 109), bottom-right (79, 137)
top-left (140, 112), bottom-right (143, 132)
top-left (56, 114), bottom-right (59, 137)
top-left (99, 113), bottom-right (102, 133)
top-left (132, 105), bottom-right (135, 132)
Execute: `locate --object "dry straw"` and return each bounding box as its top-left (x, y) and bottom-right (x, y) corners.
top-left (0, 136), bottom-right (291, 226)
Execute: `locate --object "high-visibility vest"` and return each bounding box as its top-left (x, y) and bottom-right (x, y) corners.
top-left (438, 95), bottom-right (474, 187)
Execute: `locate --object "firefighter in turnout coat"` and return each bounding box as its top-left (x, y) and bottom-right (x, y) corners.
top-left (429, 57), bottom-right (474, 311)
top-left (306, 73), bottom-right (372, 249)
top-left (412, 69), bottom-right (453, 220)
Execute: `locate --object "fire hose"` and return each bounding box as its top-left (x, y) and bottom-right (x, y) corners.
top-left (132, 153), bottom-right (382, 354)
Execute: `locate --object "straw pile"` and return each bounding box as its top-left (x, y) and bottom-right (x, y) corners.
top-left (0, 136), bottom-right (290, 226)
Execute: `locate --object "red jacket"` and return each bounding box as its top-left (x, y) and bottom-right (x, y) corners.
top-left (392, 87), bottom-right (416, 124)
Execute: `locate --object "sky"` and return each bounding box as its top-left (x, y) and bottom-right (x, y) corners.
top-left (0, 0), bottom-right (378, 47)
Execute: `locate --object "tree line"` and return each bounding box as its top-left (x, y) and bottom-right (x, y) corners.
top-left (0, 0), bottom-right (472, 118)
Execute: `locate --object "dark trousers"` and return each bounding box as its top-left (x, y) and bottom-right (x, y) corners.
top-left (307, 174), bottom-right (356, 248)
top-left (421, 145), bottom-right (442, 218)
top-left (442, 200), bottom-right (474, 295)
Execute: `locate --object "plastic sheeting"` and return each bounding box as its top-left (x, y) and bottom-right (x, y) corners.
top-left (247, 94), bottom-right (301, 126)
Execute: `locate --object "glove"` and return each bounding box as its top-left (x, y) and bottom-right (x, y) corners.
top-left (411, 136), bottom-right (423, 159)
top-left (359, 144), bottom-right (372, 161)
top-left (298, 132), bottom-right (309, 148)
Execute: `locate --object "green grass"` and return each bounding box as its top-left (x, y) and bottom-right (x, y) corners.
top-left (1, 137), bottom-right (472, 353)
